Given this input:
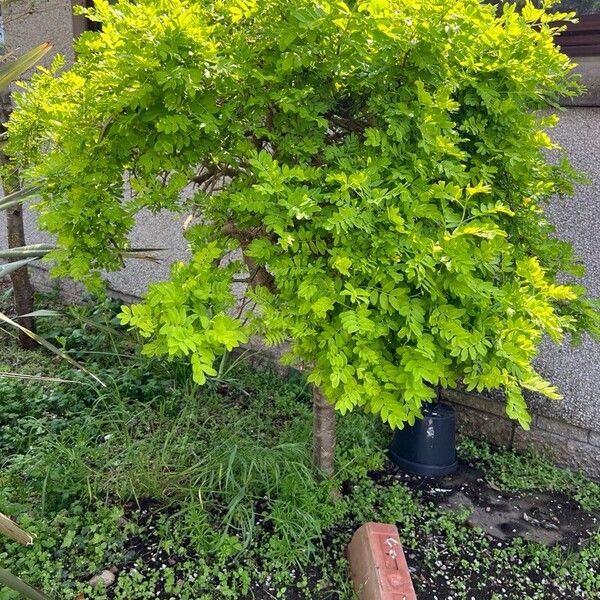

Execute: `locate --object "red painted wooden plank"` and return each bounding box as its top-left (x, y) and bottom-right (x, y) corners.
top-left (346, 522), bottom-right (417, 600)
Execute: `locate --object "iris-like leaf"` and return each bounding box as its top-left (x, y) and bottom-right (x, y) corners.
top-left (0, 42), bottom-right (53, 90)
top-left (0, 567), bottom-right (51, 600)
top-left (0, 512), bottom-right (33, 545)
top-left (0, 257), bottom-right (37, 278)
top-left (0, 186), bottom-right (40, 212)
top-left (0, 244), bottom-right (54, 259)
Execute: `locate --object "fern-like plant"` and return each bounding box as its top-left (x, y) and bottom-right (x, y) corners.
top-left (5, 0), bottom-right (600, 472)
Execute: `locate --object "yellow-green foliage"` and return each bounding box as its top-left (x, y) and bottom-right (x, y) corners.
top-left (7, 0), bottom-right (600, 429)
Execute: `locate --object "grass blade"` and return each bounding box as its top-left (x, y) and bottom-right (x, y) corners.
top-left (0, 244), bottom-right (164, 262)
top-left (0, 371), bottom-right (84, 384)
top-left (14, 310), bottom-right (61, 318)
top-left (120, 248), bottom-right (166, 263)
top-left (123, 247), bottom-right (166, 252)
top-left (0, 310), bottom-right (105, 387)
top-left (120, 252), bottom-right (161, 263)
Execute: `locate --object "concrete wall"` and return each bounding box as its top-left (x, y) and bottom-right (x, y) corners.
top-left (3, 205), bottom-right (191, 302)
top-left (2, 1), bottom-right (600, 476)
top-left (2, 0), bottom-right (76, 68)
top-left (437, 106), bottom-right (600, 478)
top-left (567, 57), bottom-right (600, 107)
top-left (0, 0), bottom-right (191, 300)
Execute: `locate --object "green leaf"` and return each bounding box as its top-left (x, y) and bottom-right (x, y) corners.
top-left (209, 314), bottom-right (248, 351)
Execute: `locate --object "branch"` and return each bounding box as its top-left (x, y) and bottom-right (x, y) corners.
top-left (327, 114), bottom-right (369, 134)
top-left (190, 165), bottom-right (238, 188)
top-left (221, 222), bottom-right (277, 294)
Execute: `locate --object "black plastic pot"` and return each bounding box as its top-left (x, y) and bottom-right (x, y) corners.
top-left (388, 402), bottom-right (458, 476)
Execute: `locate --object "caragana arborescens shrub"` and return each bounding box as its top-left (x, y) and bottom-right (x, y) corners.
top-left (7, 0), bottom-right (600, 432)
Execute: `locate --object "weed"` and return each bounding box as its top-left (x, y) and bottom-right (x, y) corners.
top-left (458, 437), bottom-right (600, 511)
top-left (1, 299), bottom-right (600, 599)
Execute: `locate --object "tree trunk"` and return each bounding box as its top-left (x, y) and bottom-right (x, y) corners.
top-left (232, 230), bottom-right (338, 479)
top-left (5, 195), bottom-right (37, 349)
top-left (312, 386), bottom-right (336, 477)
top-left (0, 94), bottom-right (37, 349)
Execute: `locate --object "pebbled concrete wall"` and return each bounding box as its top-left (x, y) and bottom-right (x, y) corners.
top-left (2, 0), bottom-right (75, 68)
top-left (445, 107), bottom-right (600, 478)
top-left (567, 57), bottom-right (600, 108)
top-left (1, 1), bottom-right (600, 476)
top-left (532, 108), bottom-right (600, 431)
top-left (0, 1), bottom-right (191, 299)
